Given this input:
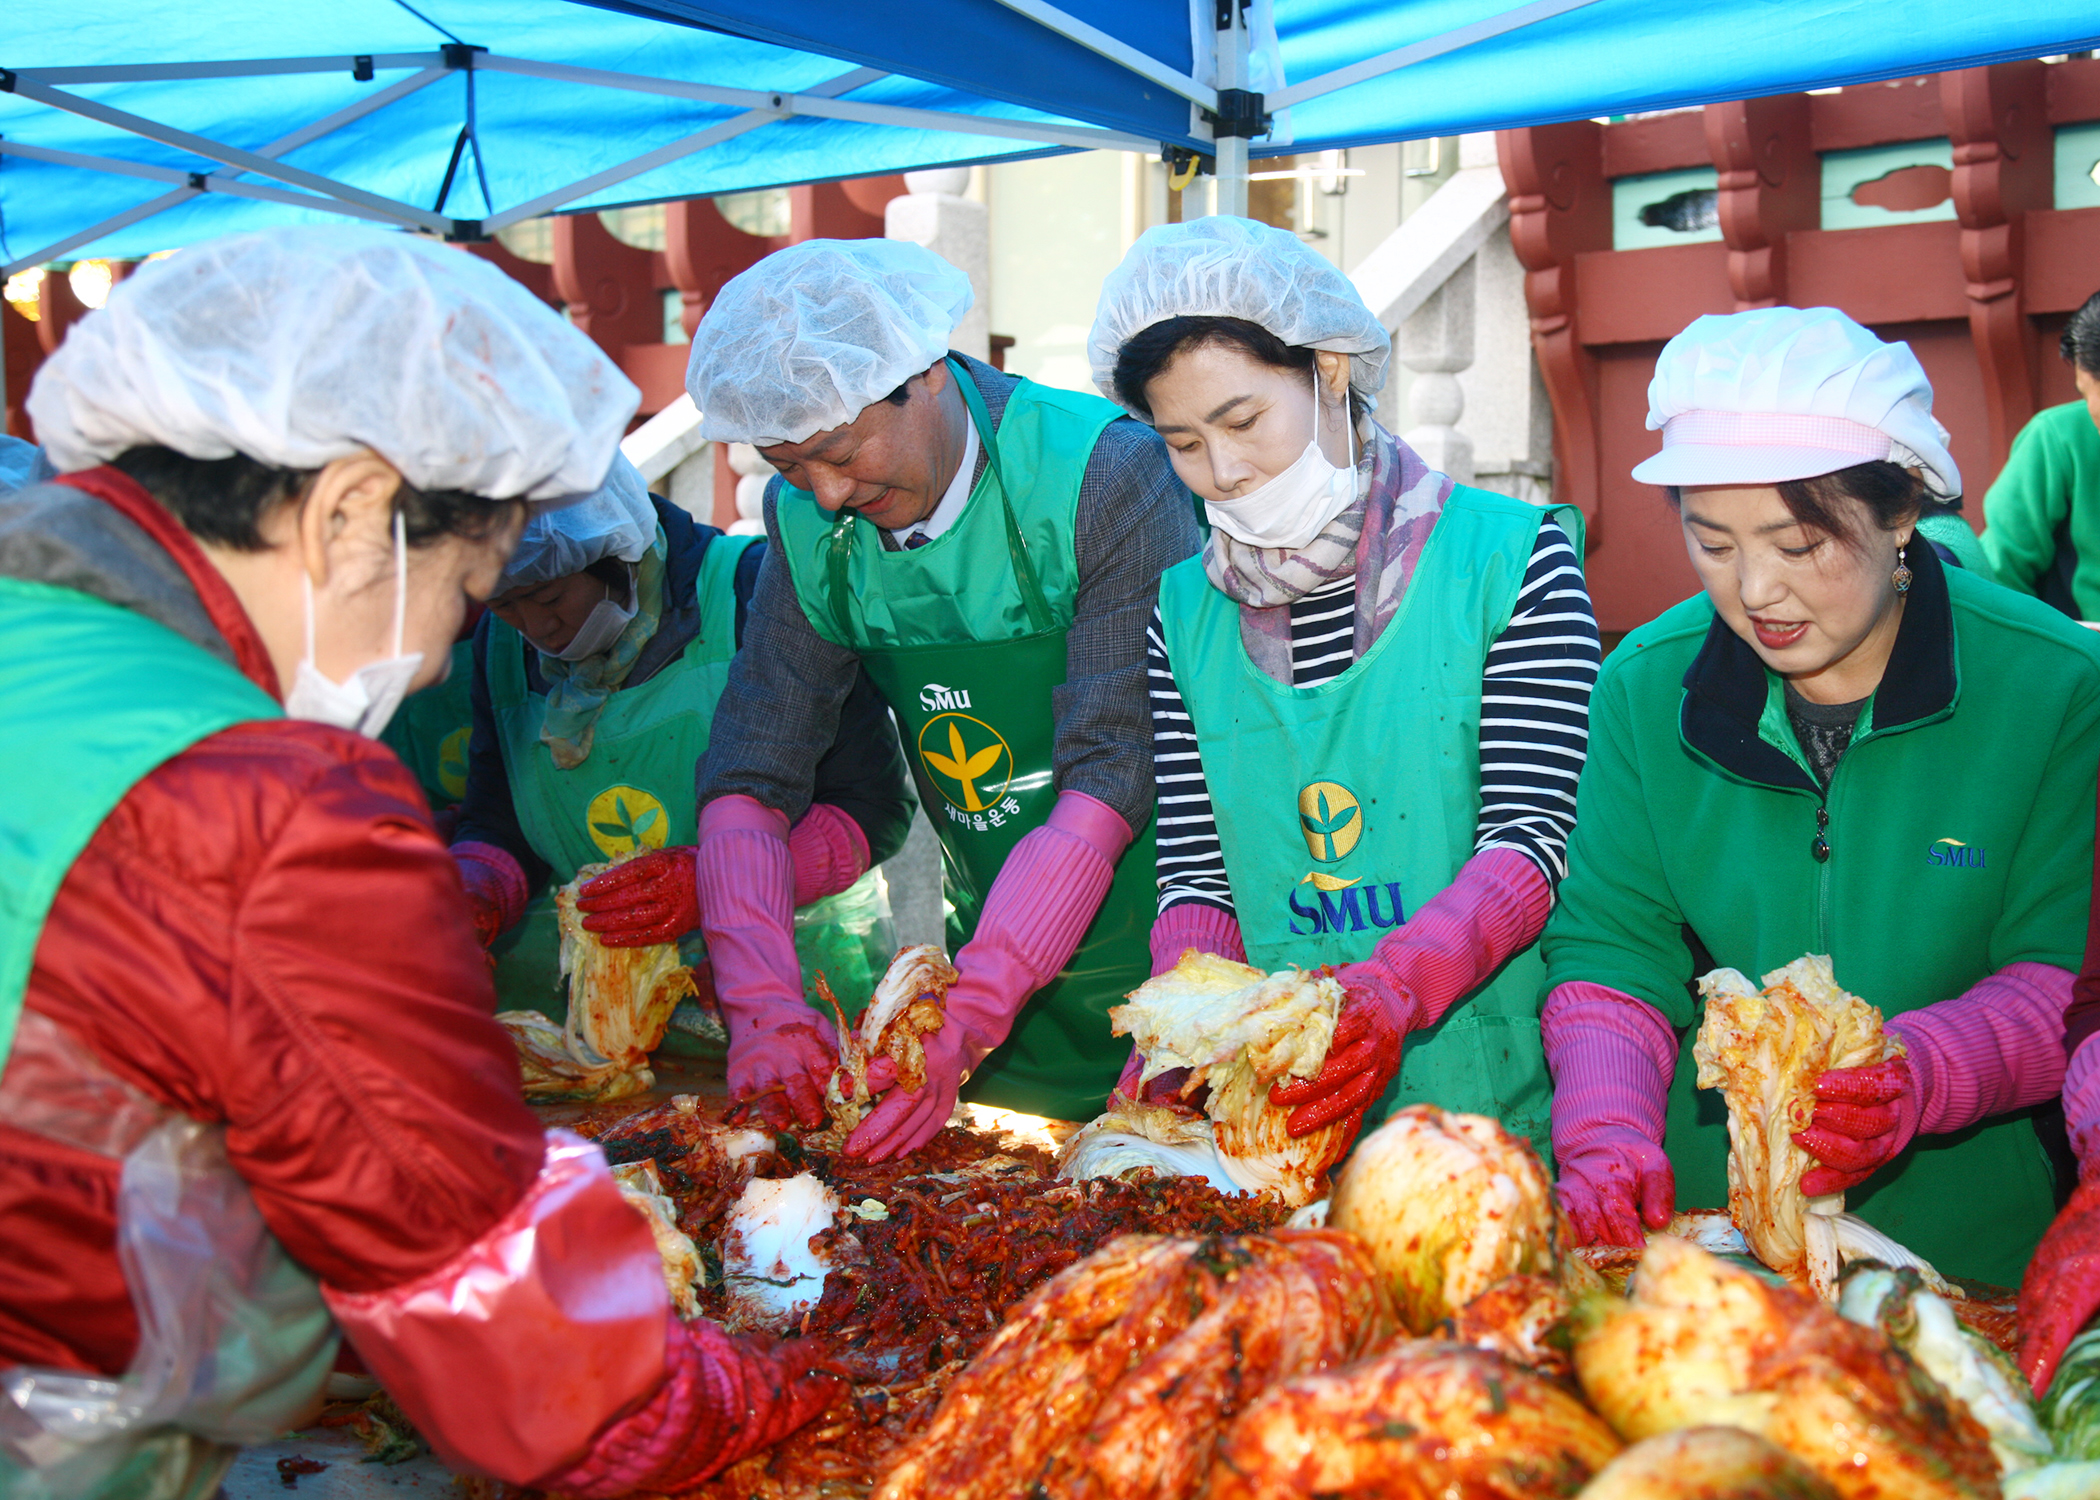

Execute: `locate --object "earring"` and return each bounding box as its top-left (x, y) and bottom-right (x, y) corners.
top-left (1892, 544), bottom-right (1913, 595)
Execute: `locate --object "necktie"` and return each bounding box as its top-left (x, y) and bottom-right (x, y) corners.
top-left (904, 531), bottom-right (932, 550)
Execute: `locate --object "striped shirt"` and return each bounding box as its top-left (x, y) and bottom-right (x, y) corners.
top-left (1150, 520), bottom-right (1598, 914)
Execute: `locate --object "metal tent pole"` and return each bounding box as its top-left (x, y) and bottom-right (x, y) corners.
top-left (1210, 0), bottom-right (1250, 218)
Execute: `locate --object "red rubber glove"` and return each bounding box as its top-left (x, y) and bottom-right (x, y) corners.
top-left (576, 846), bottom-right (699, 948)
top-left (2019, 1172), bottom-right (2100, 1395)
top-left (537, 1322), bottom-right (846, 1496)
top-left (1794, 1056), bottom-right (1916, 1197)
top-left (1268, 987), bottom-right (1402, 1142)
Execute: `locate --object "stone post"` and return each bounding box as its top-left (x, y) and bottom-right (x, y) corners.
top-left (885, 168), bottom-right (991, 361)
top-left (1398, 254), bottom-right (1477, 484)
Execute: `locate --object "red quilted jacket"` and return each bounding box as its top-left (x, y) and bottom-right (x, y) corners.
top-left (0, 468), bottom-right (541, 1373)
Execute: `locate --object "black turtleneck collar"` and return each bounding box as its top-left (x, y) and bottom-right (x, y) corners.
top-left (1678, 534), bottom-right (1956, 794)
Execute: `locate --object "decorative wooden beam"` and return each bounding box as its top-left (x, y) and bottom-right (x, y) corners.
top-left (1498, 121), bottom-right (1609, 531)
top-left (1943, 61), bottom-right (2051, 471)
top-left (1705, 93), bottom-right (1816, 310)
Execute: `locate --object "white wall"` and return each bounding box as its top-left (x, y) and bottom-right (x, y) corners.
top-left (986, 152), bottom-right (1135, 393)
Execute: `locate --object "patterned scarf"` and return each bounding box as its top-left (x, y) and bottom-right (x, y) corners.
top-left (1203, 419), bottom-right (1454, 685)
top-left (537, 524), bottom-right (668, 770)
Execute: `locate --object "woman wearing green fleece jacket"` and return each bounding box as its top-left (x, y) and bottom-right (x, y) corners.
top-left (1981, 291), bottom-right (2100, 618)
top-left (1542, 308), bottom-right (2100, 1289)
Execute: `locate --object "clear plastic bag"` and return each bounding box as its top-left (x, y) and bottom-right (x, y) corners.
top-left (793, 867), bottom-right (896, 1019)
top-left (0, 1017), bottom-right (337, 1500)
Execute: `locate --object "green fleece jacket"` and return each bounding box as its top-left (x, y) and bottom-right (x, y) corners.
top-left (1982, 399), bottom-right (2100, 618)
top-left (1542, 543), bottom-right (2100, 1286)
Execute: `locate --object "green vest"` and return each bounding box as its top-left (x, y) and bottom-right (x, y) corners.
top-left (776, 362), bottom-right (1158, 1120)
top-left (380, 638), bottom-right (476, 811)
top-left (0, 580), bottom-right (282, 1045)
top-left (485, 535), bottom-right (888, 1019)
top-left (0, 578), bottom-right (335, 1498)
top-left (1159, 488), bottom-right (1567, 1151)
top-left (1544, 566), bottom-right (2100, 1287)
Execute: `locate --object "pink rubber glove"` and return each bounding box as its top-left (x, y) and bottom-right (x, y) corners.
top-left (788, 803), bottom-right (872, 908)
top-left (2069, 1028), bottom-right (2100, 1176)
top-left (1110, 902), bottom-right (1245, 1111)
top-left (1272, 847), bottom-right (1551, 1141)
top-left (697, 795), bottom-right (838, 1132)
top-left (452, 840), bottom-right (528, 949)
top-left (1542, 981), bottom-right (1679, 1246)
top-left (1149, 900), bottom-right (1246, 977)
top-left (1798, 962), bottom-right (2072, 1196)
top-left (846, 791), bottom-right (1131, 1162)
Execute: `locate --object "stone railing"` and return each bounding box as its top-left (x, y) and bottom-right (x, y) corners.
top-left (1349, 134), bottom-right (1551, 504)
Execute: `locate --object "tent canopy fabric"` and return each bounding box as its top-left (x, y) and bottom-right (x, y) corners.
top-left (5, 0), bottom-right (2100, 274)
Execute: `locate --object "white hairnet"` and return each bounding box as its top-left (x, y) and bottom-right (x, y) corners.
top-left (495, 453), bottom-right (655, 595)
top-left (686, 238), bottom-right (973, 446)
top-left (1633, 306), bottom-right (1960, 498)
top-left (1087, 216), bottom-right (1391, 415)
top-left (26, 226), bottom-right (638, 501)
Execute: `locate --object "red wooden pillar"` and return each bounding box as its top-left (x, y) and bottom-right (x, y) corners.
top-left (1943, 62), bottom-right (2052, 472)
top-left (663, 198), bottom-right (779, 342)
top-left (1499, 123), bottom-right (1610, 534)
top-left (3, 301), bottom-right (41, 440)
top-left (1705, 94), bottom-right (1817, 310)
top-left (550, 214), bottom-right (660, 357)
top-left (34, 267), bottom-right (90, 357)
top-left (786, 177), bottom-right (906, 243)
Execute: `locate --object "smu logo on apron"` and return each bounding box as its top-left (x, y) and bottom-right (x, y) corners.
top-left (917, 705), bottom-right (1022, 835)
top-left (586, 783), bottom-right (670, 857)
top-left (1286, 777), bottom-right (1408, 938)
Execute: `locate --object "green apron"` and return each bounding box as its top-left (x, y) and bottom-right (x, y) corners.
top-left (380, 637), bottom-right (476, 811)
top-left (485, 535), bottom-right (887, 1019)
top-left (1158, 489), bottom-right (1576, 1155)
top-left (775, 362), bottom-right (1156, 1121)
top-left (0, 578), bottom-right (336, 1499)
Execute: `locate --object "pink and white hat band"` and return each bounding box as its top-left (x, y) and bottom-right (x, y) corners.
top-left (1661, 409), bottom-right (1894, 460)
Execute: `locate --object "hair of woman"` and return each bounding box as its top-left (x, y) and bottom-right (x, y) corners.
top-left (110, 446), bottom-right (520, 552)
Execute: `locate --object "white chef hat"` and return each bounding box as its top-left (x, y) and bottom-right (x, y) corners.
top-left (26, 226), bottom-right (638, 502)
top-left (1632, 306), bottom-right (1960, 499)
top-left (496, 453), bottom-right (655, 596)
top-left (1087, 216), bottom-right (1391, 415)
top-left (686, 239), bottom-right (974, 447)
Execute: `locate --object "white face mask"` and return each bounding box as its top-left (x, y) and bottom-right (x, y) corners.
top-left (284, 509), bottom-right (426, 738)
top-left (538, 567), bottom-right (637, 662)
top-left (1202, 381), bottom-right (1359, 550)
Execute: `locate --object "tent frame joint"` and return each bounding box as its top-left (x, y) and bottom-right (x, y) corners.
top-left (446, 219), bottom-right (488, 242)
top-left (0, 70), bottom-right (15, 94)
top-left (352, 55), bottom-right (374, 82)
top-left (1204, 88), bottom-right (1267, 139)
top-left (441, 44), bottom-right (485, 71)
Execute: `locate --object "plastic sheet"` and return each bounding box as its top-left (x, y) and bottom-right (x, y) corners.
top-left (793, 867), bottom-right (895, 1019)
top-left (0, 1021), bottom-right (337, 1500)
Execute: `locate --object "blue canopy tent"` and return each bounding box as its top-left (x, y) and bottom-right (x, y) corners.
top-left (0, 4), bottom-right (1154, 276)
top-left (5, 0), bottom-right (2100, 273)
